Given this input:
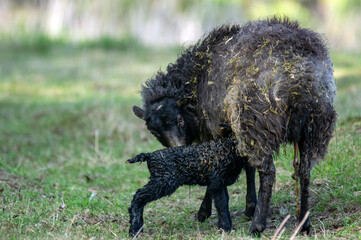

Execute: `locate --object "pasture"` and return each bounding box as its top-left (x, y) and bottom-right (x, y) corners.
top-left (0, 43), bottom-right (360, 239)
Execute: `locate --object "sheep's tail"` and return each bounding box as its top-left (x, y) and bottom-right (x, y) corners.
top-left (127, 153), bottom-right (149, 164)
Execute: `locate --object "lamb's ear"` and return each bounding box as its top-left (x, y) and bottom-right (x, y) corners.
top-left (133, 106), bottom-right (145, 120)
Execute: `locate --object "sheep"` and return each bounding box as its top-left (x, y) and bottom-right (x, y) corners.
top-left (128, 137), bottom-right (246, 237)
top-left (132, 17), bottom-right (337, 235)
top-left (133, 26), bottom-right (257, 224)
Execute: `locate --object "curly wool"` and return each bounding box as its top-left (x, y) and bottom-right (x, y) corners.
top-left (128, 138), bottom-right (245, 235)
top-left (140, 24), bottom-right (241, 108)
top-left (140, 17), bottom-right (337, 167)
top-left (129, 138), bottom-right (242, 186)
top-left (220, 18), bottom-right (336, 165)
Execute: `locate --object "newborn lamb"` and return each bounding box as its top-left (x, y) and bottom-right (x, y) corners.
top-left (128, 138), bottom-right (245, 236)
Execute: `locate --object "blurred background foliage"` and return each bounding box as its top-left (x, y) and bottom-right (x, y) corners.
top-left (1, 0), bottom-right (360, 51)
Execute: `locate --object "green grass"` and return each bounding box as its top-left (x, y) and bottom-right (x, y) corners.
top-left (0, 43), bottom-right (360, 239)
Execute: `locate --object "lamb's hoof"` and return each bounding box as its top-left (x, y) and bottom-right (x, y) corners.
top-left (218, 223), bottom-right (232, 233)
top-left (218, 228), bottom-right (232, 234)
top-left (249, 223), bottom-right (265, 237)
top-left (129, 226), bottom-right (143, 238)
top-left (197, 209), bottom-right (211, 223)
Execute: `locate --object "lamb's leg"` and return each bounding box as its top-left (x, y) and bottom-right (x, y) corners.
top-left (197, 187), bottom-right (213, 222)
top-left (213, 184), bottom-right (232, 232)
top-left (245, 160), bottom-right (257, 218)
top-left (129, 179), bottom-right (179, 237)
top-left (298, 142), bottom-right (311, 234)
top-left (249, 155), bottom-right (275, 236)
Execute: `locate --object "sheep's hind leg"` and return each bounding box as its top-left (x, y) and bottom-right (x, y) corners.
top-left (249, 155), bottom-right (275, 236)
top-left (245, 161), bottom-right (257, 219)
top-left (223, 185), bottom-right (232, 225)
top-left (197, 187), bottom-right (213, 222)
top-left (213, 184), bottom-right (232, 232)
top-left (298, 142), bottom-right (312, 234)
top-left (129, 180), bottom-right (179, 237)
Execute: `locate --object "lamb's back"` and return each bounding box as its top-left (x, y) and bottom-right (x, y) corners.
top-left (146, 138), bottom-right (241, 185)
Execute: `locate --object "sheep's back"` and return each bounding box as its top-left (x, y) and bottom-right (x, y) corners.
top-left (196, 18), bottom-right (336, 167)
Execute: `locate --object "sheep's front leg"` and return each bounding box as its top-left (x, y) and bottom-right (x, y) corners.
top-left (249, 155), bottom-right (275, 236)
top-left (213, 184), bottom-right (232, 232)
top-left (129, 180), bottom-right (179, 237)
top-left (197, 187), bottom-right (213, 222)
top-left (245, 161), bottom-right (257, 218)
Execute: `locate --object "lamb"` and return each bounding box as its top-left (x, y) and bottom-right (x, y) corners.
top-left (128, 138), bottom-right (246, 237)
top-left (132, 17), bottom-right (337, 235)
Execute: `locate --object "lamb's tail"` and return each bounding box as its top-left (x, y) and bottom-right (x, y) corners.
top-left (127, 153), bottom-right (149, 164)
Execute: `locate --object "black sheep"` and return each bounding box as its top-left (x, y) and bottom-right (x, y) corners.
top-left (128, 138), bottom-right (245, 237)
top-left (132, 17), bottom-right (337, 235)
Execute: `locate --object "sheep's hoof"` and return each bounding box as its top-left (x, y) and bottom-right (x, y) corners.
top-left (300, 221), bottom-right (311, 235)
top-left (244, 204), bottom-right (256, 219)
top-left (197, 209), bottom-right (211, 223)
top-left (249, 223), bottom-right (265, 237)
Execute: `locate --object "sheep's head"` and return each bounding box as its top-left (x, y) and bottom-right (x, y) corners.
top-left (133, 97), bottom-right (199, 147)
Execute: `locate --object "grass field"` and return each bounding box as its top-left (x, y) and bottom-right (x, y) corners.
top-left (0, 43), bottom-right (360, 239)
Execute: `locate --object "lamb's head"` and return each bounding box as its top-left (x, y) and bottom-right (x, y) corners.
top-left (133, 97), bottom-right (199, 147)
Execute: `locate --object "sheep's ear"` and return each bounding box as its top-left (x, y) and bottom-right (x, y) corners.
top-left (177, 97), bottom-right (196, 113)
top-left (133, 106), bottom-right (145, 120)
top-left (176, 97), bottom-right (192, 107)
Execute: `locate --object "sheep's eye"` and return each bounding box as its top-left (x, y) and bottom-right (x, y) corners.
top-left (177, 115), bottom-right (184, 127)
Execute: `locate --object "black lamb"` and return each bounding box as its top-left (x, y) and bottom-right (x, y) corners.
top-left (128, 138), bottom-right (245, 237)
top-left (132, 17), bottom-right (337, 235)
